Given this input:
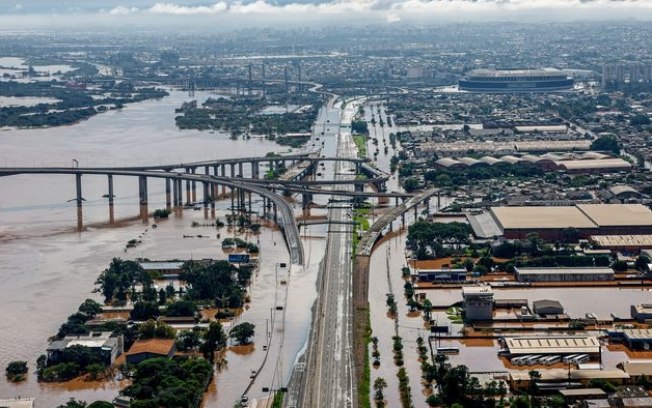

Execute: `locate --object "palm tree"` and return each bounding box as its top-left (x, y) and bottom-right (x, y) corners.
top-left (422, 299), bottom-right (433, 321)
top-left (373, 377), bottom-right (387, 402)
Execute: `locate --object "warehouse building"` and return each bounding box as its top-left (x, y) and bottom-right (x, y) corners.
top-left (577, 204), bottom-right (652, 236)
top-left (590, 235), bottom-right (652, 253)
top-left (490, 205), bottom-right (597, 240)
top-left (609, 329), bottom-right (652, 351)
top-left (631, 304), bottom-right (652, 323)
top-left (417, 268), bottom-right (467, 283)
top-left (514, 267), bottom-right (614, 282)
top-left (502, 335), bottom-right (601, 356)
top-left (486, 204), bottom-right (652, 241)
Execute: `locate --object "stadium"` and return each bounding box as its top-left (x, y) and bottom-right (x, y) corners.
top-left (459, 69), bottom-right (575, 92)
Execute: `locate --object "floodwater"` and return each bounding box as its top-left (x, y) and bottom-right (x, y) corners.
top-left (0, 87), bottom-right (322, 406)
top-left (0, 57), bottom-right (74, 82)
top-left (0, 96), bottom-right (61, 107)
top-left (422, 287), bottom-right (652, 319)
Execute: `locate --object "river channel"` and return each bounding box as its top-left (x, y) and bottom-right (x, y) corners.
top-left (0, 88), bottom-right (324, 406)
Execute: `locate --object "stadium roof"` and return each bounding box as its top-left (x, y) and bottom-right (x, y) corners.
top-left (491, 206), bottom-right (597, 230)
top-left (466, 69), bottom-right (567, 78)
top-left (577, 204), bottom-right (652, 227)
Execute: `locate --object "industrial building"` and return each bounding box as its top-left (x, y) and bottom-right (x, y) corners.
top-left (609, 329), bottom-right (652, 351)
top-left (462, 285), bottom-right (494, 321)
top-left (532, 299), bottom-right (565, 316)
top-left (631, 304), bottom-right (652, 323)
top-left (591, 235), bottom-right (652, 253)
top-left (484, 204), bottom-right (652, 241)
top-left (433, 152), bottom-right (631, 174)
top-left (459, 69), bottom-right (575, 92)
top-left (502, 335), bottom-right (601, 356)
top-left (514, 267), bottom-right (614, 282)
top-left (416, 268), bottom-right (467, 283)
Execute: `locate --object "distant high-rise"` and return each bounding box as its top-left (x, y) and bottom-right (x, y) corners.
top-left (602, 62), bottom-right (652, 87)
top-left (459, 69), bottom-right (574, 92)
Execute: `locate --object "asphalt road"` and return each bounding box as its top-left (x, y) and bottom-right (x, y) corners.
top-left (306, 99), bottom-right (359, 408)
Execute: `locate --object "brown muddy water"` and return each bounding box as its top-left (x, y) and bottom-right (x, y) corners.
top-left (0, 89), bottom-right (325, 406)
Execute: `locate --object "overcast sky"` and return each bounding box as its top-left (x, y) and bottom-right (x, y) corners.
top-left (0, 0), bottom-right (651, 29)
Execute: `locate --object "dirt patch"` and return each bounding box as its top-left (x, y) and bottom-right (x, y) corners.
top-left (201, 307), bottom-right (218, 321)
top-left (99, 311), bottom-right (130, 320)
top-left (459, 338), bottom-right (495, 347)
top-left (607, 344), bottom-right (652, 359)
top-left (229, 344), bottom-right (255, 355)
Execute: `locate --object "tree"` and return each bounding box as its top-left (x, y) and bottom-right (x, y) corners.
top-left (631, 114), bottom-right (651, 127)
top-left (130, 301), bottom-right (160, 321)
top-left (165, 300), bottom-right (198, 317)
top-left (86, 363), bottom-right (105, 380)
top-left (612, 260), bottom-right (628, 272)
top-left (78, 299), bottom-right (102, 319)
top-left (176, 328), bottom-right (203, 352)
top-left (422, 299), bottom-right (433, 321)
top-left (635, 255), bottom-right (650, 272)
top-left (590, 134), bottom-right (620, 154)
top-left (526, 233), bottom-right (543, 256)
top-left (5, 360), bottom-right (28, 381)
top-left (426, 394), bottom-right (441, 407)
top-left (202, 321), bottom-right (226, 363)
top-left (373, 377), bottom-right (387, 402)
top-left (87, 402), bottom-right (114, 408)
top-left (403, 177), bottom-right (419, 193)
top-left (229, 322), bottom-right (255, 345)
top-left (57, 399), bottom-right (88, 408)
top-left (138, 320), bottom-right (175, 339)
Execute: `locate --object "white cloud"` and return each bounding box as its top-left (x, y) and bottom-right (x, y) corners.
top-left (147, 2), bottom-right (228, 15)
top-left (14, 3), bottom-right (23, 10)
top-left (95, 0), bottom-right (652, 22)
top-left (109, 6), bottom-right (139, 15)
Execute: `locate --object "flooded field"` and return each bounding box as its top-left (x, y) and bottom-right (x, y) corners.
top-left (0, 87), bottom-right (323, 405)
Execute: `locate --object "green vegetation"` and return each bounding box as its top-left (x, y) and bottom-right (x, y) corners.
top-left (38, 345), bottom-right (106, 382)
top-left (271, 391), bottom-right (284, 408)
top-left (591, 134), bottom-right (620, 154)
top-left (138, 320), bottom-right (176, 339)
top-left (122, 357), bottom-right (213, 408)
top-left (153, 208), bottom-right (172, 218)
top-left (96, 258), bottom-right (152, 304)
top-left (56, 299), bottom-right (103, 338)
top-left (373, 377), bottom-right (387, 407)
top-left (424, 163), bottom-right (544, 188)
top-left (0, 81), bottom-right (167, 128)
top-left (229, 322), bottom-right (255, 345)
top-left (180, 260), bottom-right (252, 308)
top-left (406, 221), bottom-right (471, 260)
top-left (275, 135), bottom-right (310, 148)
top-left (351, 120), bottom-right (369, 134)
top-left (396, 367), bottom-right (412, 408)
top-left (5, 360), bottom-right (28, 382)
top-left (359, 309), bottom-right (372, 408)
top-left (175, 95), bottom-right (319, 140)
top-left (353, 134), bottom-right (368, 158)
